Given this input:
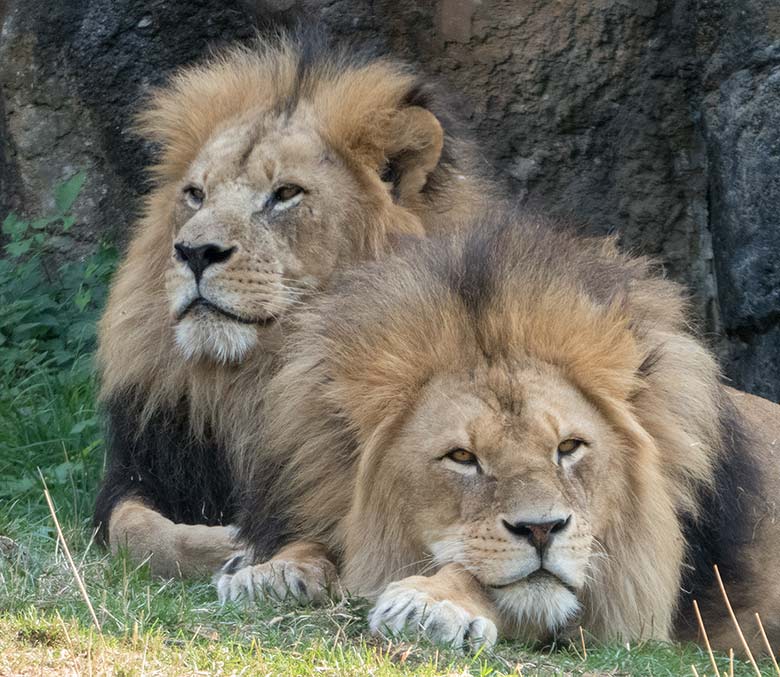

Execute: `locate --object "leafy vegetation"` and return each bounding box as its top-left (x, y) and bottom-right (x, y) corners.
top-left (0, 172), bottom-right (115, 537)
top-left (0, 177), bottom-right (776, 675)
top-left (1, 172), bottom-right (116, 383)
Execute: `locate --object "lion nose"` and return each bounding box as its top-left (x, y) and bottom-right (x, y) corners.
top-left (174, 242), bottom-right (234, 282)
top-left (502, 516), bottom-right (571, 552)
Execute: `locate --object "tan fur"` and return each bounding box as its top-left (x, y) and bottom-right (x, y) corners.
top-left (109, 499), bottom-right (239, 578)
top-left (97, 33), bottom-right (489, 577)
top-left (381, 564), bottom-right (496, 621)
top-left (242, 217), bottom-right (780, 650)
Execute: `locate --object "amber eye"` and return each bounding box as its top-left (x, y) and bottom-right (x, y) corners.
top-left (183, 185), bottom-right (204, 210)
top-left (557, 439), bottom-right (584, 456)
top-left (445, 448), bottom-right (478, 465)
top-left (273, 184), bottom-right (303, 203)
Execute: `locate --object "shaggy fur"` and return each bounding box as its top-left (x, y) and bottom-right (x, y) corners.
top-left (235, 212), bottom-right (780, 651)
top-left (93, 28), bottom-right (490, 577)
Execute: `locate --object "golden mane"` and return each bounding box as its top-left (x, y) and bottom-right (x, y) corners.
top-left (254, 212), bottom-right (727, 640)
top-left (136, 35), bottom-right (445, 186)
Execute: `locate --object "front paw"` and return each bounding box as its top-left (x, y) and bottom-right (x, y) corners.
top-left (368, 580), bottom-right (497, 650)
top-left (215, 558), bottom-right (335, 606)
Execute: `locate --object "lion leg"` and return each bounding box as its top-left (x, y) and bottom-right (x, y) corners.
top-left (215, 540), bottom-right (338, 606)
top-left (368, 564), bottom-right (499, 650)
top-left (690, 575), bottom-right (780, 658)
top-left (703, 609), bottom-right (779, 658)
top-left (109, 498), bottom-right (243, 579)
top-left (704, 388), bottom-right (780, 657)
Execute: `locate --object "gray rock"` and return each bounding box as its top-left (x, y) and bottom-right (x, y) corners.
top-left (0, 0), bottom-right (259, 250)
top-left (699, 0), bottom-right (780, 402)
top-left (0, 0), bottom-right (778, 400)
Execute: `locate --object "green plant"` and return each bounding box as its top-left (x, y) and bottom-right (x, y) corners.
top-left (0, 172), bottom-right (117, 385)
top-left (0, 173), bottom-right (116, 537)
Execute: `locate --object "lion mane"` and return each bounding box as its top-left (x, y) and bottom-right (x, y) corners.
top-left (243, 211), bottom-right (776, 647)
top-left (93, 29), bottom-right (489, 577)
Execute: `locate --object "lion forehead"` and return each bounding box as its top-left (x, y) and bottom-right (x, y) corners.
top-left (411, 367), bottom-right (604, 464)
top-left (198, 121), bottom-right (257, 165)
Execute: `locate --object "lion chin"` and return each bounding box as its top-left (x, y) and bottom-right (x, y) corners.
top-left (174, 315), bottom-right (257, 364)
top-left (492, 573), bottom-right (581, 639)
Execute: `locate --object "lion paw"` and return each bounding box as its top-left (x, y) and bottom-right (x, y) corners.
top-left (368, 580), bottom-right (497, 650)
top-left (215, 557), bottom-right (333, 606)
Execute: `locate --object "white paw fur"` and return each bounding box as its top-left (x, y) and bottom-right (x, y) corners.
top-left (368, 581), bottom-right (497, 650)
top-left (216, 559), bottom-right (331, 606)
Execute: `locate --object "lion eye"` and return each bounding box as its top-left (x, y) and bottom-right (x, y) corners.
top-left (557, 439), bottom-right (584, 456)
top-left (273, 184), bottom-right (303, 202)
top-left (183, 185), bottom-right (204, 210)
top-left (445, 448), bottom-right (478, 465)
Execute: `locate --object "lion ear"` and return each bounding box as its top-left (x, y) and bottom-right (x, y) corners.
top-left (342, 102), bottom-right (445, 205)
top-left (379, 105), bottom-right (445, 205)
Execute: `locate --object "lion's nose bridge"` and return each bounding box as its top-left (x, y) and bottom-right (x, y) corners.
top-left (174, 210), bottom-right (235, 251)
top-left (498, 471), bottom-right (569, 526)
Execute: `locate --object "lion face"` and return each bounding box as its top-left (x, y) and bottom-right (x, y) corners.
top-left (167, 111), bottom-right (387, 363)
top-left (374, 361), bottom-right (625, 638)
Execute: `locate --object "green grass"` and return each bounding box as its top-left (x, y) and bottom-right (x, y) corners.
top-left (3, 361), bottom-right (779, 675)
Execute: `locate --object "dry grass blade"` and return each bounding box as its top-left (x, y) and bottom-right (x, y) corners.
top-left (729, 648), bottom-right (734, 677)
top-left (54, 609), bottom-right (81, 675)
top-left (690, 665), bottom-right (701, 677)
top-left (579, 626), bottom-right (588, 660)
top-left (713, 565), bottom-right (761, 677)
top-left (694, 599), bottom-right (722, 677)
top-left (755, 612), bottom-right (780, 675)
top-left (40, 472), bottom-right (103, 637)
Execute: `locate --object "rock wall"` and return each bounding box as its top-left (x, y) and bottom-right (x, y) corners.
top-left (1, 0), bottom-right (778, 401)
top-left (698, 0), bottom-right (780, 401)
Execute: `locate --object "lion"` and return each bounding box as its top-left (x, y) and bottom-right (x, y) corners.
top-left (92, 29), bottom-right (491, 579)
top-left (219, 213), bottom-right (780, 655)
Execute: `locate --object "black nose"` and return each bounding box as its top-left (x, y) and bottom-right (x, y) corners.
top-left (502, 516), bottom-right (571, 552)
top-left (174, 242), bottom-right (234, 281)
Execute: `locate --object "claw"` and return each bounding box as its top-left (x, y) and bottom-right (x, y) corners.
top-left (369, 581), bottom-right (498, 651)
top-left (213, 559), bottom-right (332, 607)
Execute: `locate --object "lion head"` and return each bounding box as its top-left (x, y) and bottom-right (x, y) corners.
top-left (98, 30), bottom-right (488, 400)
top-left (257, 214), bottom-right (731, 643)
top-left (93, 32), bottom-right (494, 502)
